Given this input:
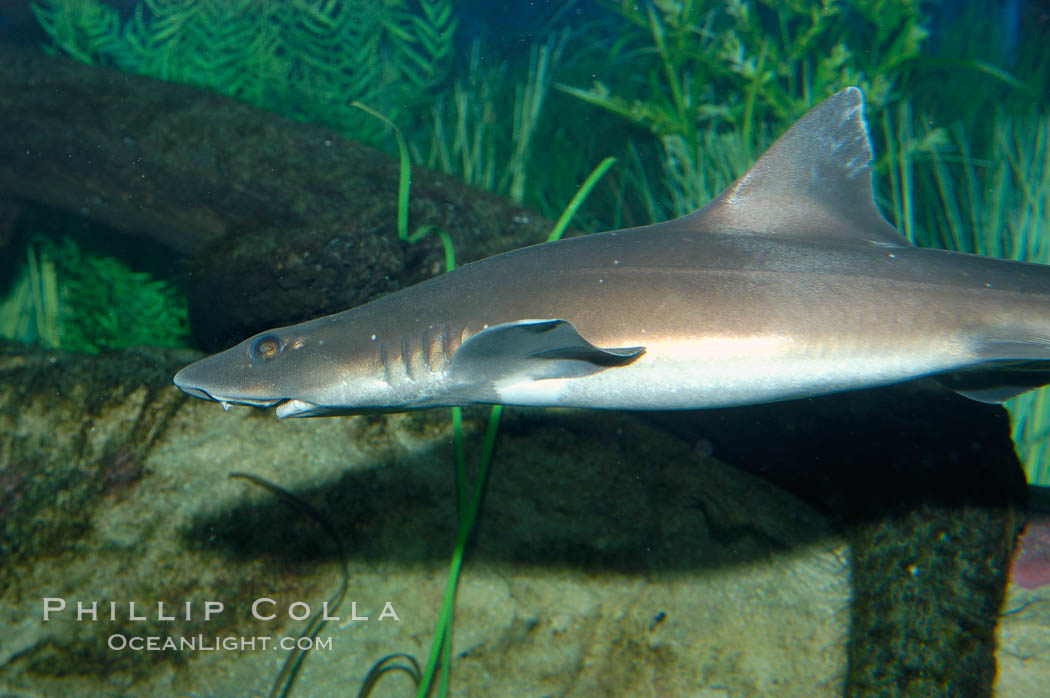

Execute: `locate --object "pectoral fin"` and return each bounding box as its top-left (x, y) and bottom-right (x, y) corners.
top-left (451, 320), bottom-right (644, 389)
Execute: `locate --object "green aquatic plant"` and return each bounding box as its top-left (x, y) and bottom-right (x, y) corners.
top-left (32, 0), bottom-right (457, 143)
top-left (354, 101), bottom-right (457, 272)
top-left (357, 653), bottom-right (422, 697)
top-left (419, 33), bottom-right (567, 208)
top-left (55, 237), bottom-right (192, 353)
top-left (504, 34), bottom-right (566, 205)
top-left (553, 0), bottom-right (931, 226)
top-left (0, 235), bottom-right (191, 354)
top-left (907, 0), bottom-right (1049, 130)
top-left (558, 0), bottom-right (928, 156)
top-left (882, 105), bottom-right (1050, 486)
top-left (421, 40), bottom-right (502, 192)
top-left (923, 115), bottom-right (1050, 487)
top-left (0, 240), bottom-right (61, 348)
top-left (647, 121), bottom-right (763, 219)
top-left (547, 156), bottom-right (618, 241)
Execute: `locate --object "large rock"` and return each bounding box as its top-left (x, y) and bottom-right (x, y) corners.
top-left (0, 342), bottom-right (847, 696)
top-left (0, 342), bottom-right (1041, 697)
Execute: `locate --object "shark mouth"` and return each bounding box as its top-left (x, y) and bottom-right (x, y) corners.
top-left (172, 383), bottom-right (314, 417)
top-left (190, 392), bottom-right (319, 418)
top-left (203, 395), bottom-right (318, 418)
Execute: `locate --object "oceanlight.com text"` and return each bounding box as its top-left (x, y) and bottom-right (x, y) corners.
top-left (107, 634), bottom-right (334, 652)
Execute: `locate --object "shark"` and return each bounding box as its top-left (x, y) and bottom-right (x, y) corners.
top-left (174, 87), bottom-right (1050, 418)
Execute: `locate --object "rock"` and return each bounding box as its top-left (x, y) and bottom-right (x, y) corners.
top-left (0, 342), bottom-right (1034, 697)
top-left (648, 380), bottom-right (1028, 697)
top-left (998, 575), bottom-right (1050, 697)
top-left (0, 342), bottom-right (849, 696)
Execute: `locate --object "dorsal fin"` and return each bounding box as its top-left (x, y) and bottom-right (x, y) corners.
top-left (682, 87), bottom-right (909, 247)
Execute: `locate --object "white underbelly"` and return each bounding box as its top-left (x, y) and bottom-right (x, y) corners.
top-left (494, 336), bottom-right (974, 409)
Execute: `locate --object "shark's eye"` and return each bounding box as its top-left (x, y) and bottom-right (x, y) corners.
top-left (250, 335), bottom-right (283, 362)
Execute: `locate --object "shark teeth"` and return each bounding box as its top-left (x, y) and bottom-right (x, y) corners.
top-left (276, 399), bottom-right (319, 419)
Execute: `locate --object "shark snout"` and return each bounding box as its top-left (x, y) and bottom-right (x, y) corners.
top-left (172, 362), bottom-right (221, 401)
top-left (173, 364), bottom-right (209, 398)
top-left (173, 360), bottom-right (283, 409)
top-left (173, 368), bottom-right (241, 408)
top-left (174, 356), bottom-right (243, 400)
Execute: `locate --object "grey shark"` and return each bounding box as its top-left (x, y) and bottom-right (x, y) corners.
top-left (174, 87), bottom-right (1050, 418)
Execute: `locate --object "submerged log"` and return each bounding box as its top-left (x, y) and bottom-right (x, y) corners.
top-left (0, 43), bottom-right (555, 349)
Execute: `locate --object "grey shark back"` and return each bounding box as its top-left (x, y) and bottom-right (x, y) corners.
top-left (173, 87), bottom-right (1050, 417)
